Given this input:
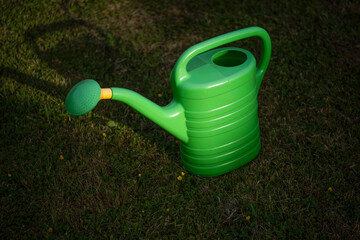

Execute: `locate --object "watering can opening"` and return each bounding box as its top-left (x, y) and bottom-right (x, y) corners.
top-left (212, 50), bottom-right (247, 67)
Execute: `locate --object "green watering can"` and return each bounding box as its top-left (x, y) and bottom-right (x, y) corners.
top-left (65, 26), bottom-right (271, 177)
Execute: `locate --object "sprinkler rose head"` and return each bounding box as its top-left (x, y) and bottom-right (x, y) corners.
top-left (65, 79), bottom-right (101, 116)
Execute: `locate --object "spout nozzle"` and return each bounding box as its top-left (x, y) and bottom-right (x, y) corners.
top-left (65, 80), bottom-right (114, 116)
top-left (65, 79), bottom-right (102, 116)
top-left (99, 88), bottom-right (112, 100)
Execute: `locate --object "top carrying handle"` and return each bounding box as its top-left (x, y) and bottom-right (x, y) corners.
top-left (173, 26), bottom-right (271, 91)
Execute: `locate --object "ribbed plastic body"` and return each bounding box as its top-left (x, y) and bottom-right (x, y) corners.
top-left (172, 47), bottom-right (261, 177)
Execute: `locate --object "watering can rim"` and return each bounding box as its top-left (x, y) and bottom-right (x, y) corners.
top-left (172, 26), bottom-right (271, 92)
top-left (178, 47), bottom-right (256, 85)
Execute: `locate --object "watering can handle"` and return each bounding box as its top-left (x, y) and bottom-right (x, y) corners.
top-left (174, 26), bottom-right (271, 91)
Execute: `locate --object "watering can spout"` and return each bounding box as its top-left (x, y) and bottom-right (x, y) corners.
top-left (65, 80), bottom-right (188, 142)
top-left (110, 88), bottom-right (188, 142)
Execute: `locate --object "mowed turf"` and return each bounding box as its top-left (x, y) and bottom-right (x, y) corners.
top-left (1, 0), bottom-right (359, 239)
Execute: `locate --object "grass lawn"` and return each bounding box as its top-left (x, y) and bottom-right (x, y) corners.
top-left (1, 0), bottom-right (359, 239)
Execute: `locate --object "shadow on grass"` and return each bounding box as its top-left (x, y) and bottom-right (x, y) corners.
top-left (2, 19), bottom-right (179, 159)
top-left (1, 66), bottom-right (66, 98)
top-left (24, 19), bottom-right (133, 87)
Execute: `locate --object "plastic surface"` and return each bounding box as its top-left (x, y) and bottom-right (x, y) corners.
top-left (65, 26), bottom-right (271, 177)
top-left (65, 79), bottom-right (101, 116)
top-left (110, 88), bottom-right (188, 142)
top-left (170, 26), bottom-right (271, 176)
top-left (172, 26), bottom-right (271, 93)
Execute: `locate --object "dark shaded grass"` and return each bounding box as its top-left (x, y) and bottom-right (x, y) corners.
top-left (1, 0), bottom-right (359, 239)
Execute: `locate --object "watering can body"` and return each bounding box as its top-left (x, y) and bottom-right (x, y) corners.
top-left (168, 27), bottom-right (271, 176)
top-left (65, 27), bottom-right (271, 177)
top-left (172, 48), bottom-right (261, 177)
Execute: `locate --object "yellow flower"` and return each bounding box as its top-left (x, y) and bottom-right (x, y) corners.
top-left (166, 208), bottom-right (170, 212)
top-left (177, 176), bottom-right (182, 181)
top-left (181, 172), bottom-right (185, 176)
top-left (141, 210), bottom-right (145, 213)
top-left (8, 173), bottom-right (11, 177)
top-left (102, 132), bottom-right (106, 137)
top-left (157, 93), bottom-right (163, 97)
top-left (130, 113), bottom-right (134, 117)
top-left (59, 155), bottom-right (64, 160)
top-left (48, 227), bottom-right (53, 233)
top-left (328, 187), bottom-right (333, 192)
top-left (246, 216), bottom-right (251, 221)
top-left (133, 180), bottom-right (137, 184)
top-left (138, 173), bottom-right (142, 177)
